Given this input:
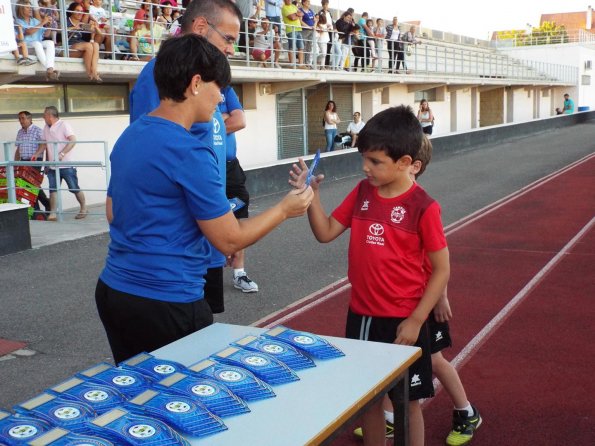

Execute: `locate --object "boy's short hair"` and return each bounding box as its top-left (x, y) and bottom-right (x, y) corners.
top-left (357, 105), bottom-right (422, 162)
top-left (414, 134), bottom-right (433, 179)
top-left (154, 34), bottom-right (231, 102)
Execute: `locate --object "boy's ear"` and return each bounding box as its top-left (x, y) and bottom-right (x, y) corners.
top-left (411, 160), bottom-right (422, 175)
top-left (397, 155), bottom-right (413, 167)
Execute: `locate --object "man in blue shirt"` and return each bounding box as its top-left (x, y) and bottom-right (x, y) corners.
top-left (130, 0), bottom-right (242, 314)
top-left (220, 86), bottom-right (259, 293)
top-left (563, 93), bottom-right (574, 114)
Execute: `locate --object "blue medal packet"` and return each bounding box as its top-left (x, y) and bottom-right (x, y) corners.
top-left (0, 409), bottom-right (52, 445)
top-left (228, 197), bottom-right (246, 212)
top-left (48, 377), bottom-right (126, 415)
top-left (76, 363), bottom-right (155, 399)
top-left (88, 408), bottom-right (189, 445)
top-left (231, 335), bottom-right (316, 371)
top-left (263, 326), bottom-right (345, 359)
top-left (187, 359), bottom-right (275, 402)
top-left (124, 389), bottom-right (226, 438)
top-left (25, 427), bottom-right (114, 446)
top-left (210, 346), bottom-right (299, 385)
top-left (120, 352), bottom-right (192, 382)
top-left (305, 149), bottom-right (321, 186)
top-left (13, 393), bottom-right (96, 435)
top-left (153, 372), bottom-right (249, 418)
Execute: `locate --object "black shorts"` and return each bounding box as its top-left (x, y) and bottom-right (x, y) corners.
top-left (203, 266), bottom-right (224, 314)
top-left (226, 158), bottom-right (249, 219)
top-left (422, 125), bottom-right (433, 135)
top-left (95, 279), bottom-right (213, 364)
top-left (345, 309), bottom-right (434, 400)
top-left (428, 310), bottom-right (452, 354)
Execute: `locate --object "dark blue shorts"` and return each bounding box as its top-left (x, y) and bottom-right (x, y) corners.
top-left (345, 309), bottom-right (434, 400)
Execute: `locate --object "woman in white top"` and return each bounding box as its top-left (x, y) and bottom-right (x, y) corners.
top-left (251, 17), bottom-right (280, 67)
top-left (315, 12), bottom-right (331, 69)
top-left (323, 100), bottom-right (340, 152)
top-left (417, 99), bottom-right (435, 135)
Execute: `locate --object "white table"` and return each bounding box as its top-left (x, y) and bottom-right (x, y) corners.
top-left (152, 323), bottom-right (421, 446)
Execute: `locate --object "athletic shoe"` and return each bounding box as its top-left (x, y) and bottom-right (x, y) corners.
top-left (24, 57), bottom-right (37, 66)
top-left (353, 421), bottom-right (394, 439)
top-left (446, 406), bottom-right (482, 446)
top-left (233, 274), bottom-right (258, 293)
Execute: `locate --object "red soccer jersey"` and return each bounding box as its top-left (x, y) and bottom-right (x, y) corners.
top-left (332, 180), bottom-right (447, 317)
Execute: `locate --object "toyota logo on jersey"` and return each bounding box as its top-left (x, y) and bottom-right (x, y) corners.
top-left (367, 223), bottom-right (385, 246)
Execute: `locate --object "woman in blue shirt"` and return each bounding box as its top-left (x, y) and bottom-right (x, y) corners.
top-left (96, 34), bottom-right (313, 364)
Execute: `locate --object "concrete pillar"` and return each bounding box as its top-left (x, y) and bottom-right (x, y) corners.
top-left (506, 87), bottom-right (514, 123)
top-left (450, 90), bottom-right (457, 132)
top-left (471, 87), bottom-right (478, 129)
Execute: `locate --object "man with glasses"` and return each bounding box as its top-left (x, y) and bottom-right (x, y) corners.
top-left (130, 0), bottom-right (242, 315)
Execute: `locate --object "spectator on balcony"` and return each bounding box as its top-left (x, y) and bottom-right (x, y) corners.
top-left (159, 1), bottom-right (174, 29)
top-left (160, 0), bottom-right (177, 7)
top-left (264, 0), bottom-right (282, 35)
top-left (89, 0), bottom-right (114, 56)
top-left (299, 0), bottom-right (316, 68)
top-left (66, 2), bottom-right (102, 81)
top-left (374, 18), bottom-right (385, 72)
top-left (235, 0), bottom-right (259, 54)
top-left (131, 12), bottom-right (165, 61)
top-left (335, 10), bottom-right (356, 71)
top-left (317, 0), bottom-right (333, 68)
top-left (14, 0), bottom-right (59, 80)
top-left (385, 16), bottom-right (402, 73)
top-left (251, 17), bottom-right (280, 67)
top-left (402, 24), bottom-right (420, 73)
top-left (12, 23), bottom-right (37, 66)
top-left (315, 11), bottom-right (331, 69)
top-left (282, 0), bottom-right (304, 68)
top-left (38, 0), bottom-right (59, 43)
top-left (351, 25), bottom-right (368, 72)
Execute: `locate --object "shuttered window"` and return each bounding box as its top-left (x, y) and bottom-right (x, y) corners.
top-left (330, 84), bottom-right (353, 134)
top-left (276, 89), bottom-right (306, 160)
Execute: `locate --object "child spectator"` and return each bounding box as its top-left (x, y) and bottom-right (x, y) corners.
top-left (89, 0), bottom-right (114, 56)
top-left (14, 0), bottom-right (59, 80)
top-left (66, 2), bottom-right (102, 81)
top-left (291, 105), bottom-right (450, 446)
top-left (315, 10), bottom-right (331, 69)
top-left (12, 23), bottom-right (36, 66)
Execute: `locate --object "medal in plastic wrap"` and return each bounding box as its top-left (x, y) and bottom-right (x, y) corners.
top-left (125, 389), bottom-right (226, 437)
top-left (48, 377), bottom-right (126, 415)
top-left (25, 427), bottom-right (114, 446)
top-left (120, 353), bottom-right (192, 382)
top-left (263, 326), bottom-right (345, 359)
top-left (188, 359), bottom-right (275, 401)
top-left (0, 409), bottom-right (52, 445)
top-left (232, 335), bottom-right (316, 370)
top-left (153, 372), bottom-right (249, 418)
top-left (77, 363), bottom-right (154, 399)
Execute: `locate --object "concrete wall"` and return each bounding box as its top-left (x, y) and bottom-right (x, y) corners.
top-left (244, 110), bottom-right (595, 198)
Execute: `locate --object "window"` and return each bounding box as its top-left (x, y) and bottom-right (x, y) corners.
top-left (414, 88), bottom-right (437, 102)
top-left (0, 83), bottom-right (129, 117)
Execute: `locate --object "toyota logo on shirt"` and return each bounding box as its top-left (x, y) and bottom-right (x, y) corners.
top-left (369, 223), bottom-right (384, 236)
top-left (213, 118), bottom-right (221, 134)
top-left (367, 223), bottom-right (385, 246)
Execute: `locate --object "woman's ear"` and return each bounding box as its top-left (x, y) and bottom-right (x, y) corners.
top-left (191, 74), bottom-right (203, 96)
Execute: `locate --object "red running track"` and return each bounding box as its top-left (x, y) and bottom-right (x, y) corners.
top-left (255, 153), bottom-right (595, 445)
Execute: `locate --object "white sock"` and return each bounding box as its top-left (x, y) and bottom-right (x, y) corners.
top-left (455, 403), bottom-right (474, 417)
top-left (234, 268), bottom-right (245, 278)
top-left (384, 410), bottom-right (394, 424)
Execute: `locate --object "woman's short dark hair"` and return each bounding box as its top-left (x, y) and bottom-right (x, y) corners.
top-left (357, 105), bottom-right (422, 162)
top-left (154, 34), bottom-right (231, 102)
top-left (66, 2), bottom-right (82, 18)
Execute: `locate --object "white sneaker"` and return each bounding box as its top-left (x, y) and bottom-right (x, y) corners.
top-left (233, 274), bottom-right (259, 293)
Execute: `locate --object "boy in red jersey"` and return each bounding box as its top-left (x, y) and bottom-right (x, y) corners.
top-left (291, 106), bottom-right (450, 446)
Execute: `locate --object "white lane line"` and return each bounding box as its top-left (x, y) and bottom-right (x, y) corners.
top-left (431, 217), bottom-right (595, 393)
top-left (255, 153), bottom-right (595, 327)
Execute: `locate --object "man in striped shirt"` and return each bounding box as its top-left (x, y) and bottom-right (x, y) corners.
top-left (14, 111), bottom-right (50, 214)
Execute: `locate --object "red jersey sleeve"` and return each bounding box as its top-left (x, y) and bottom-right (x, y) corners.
top-left (419, 200), bottom-right (447, 253)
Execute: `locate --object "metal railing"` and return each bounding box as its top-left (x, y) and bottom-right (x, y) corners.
top-left (1, 140), bottom-right (110, 222)
top-left (10, 0), bottom-right (578, 84)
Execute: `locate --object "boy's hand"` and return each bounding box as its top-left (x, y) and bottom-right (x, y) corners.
top-left (394, 318), bottom-right (422, 346)
top-left (433, 296), bottom-right (452, 322)
top-left (288, 158), bottom-right (324, 190)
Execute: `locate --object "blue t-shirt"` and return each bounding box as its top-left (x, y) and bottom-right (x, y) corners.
top-left (15, 18), bottom-right (44, 42)
top-left (219, 86), bottom-right (243, 161)
top-left (299, 7), bottom-right (315, 27)
top-left (563, 98), bottom-right (574, 114)
top-left (101, 115), bottom-right (230, 303)
top-left (130, 58), bottom-right (227, 267)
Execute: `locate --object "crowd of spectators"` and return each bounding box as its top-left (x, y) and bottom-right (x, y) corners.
top-left (9, 0), bottom-right (423, 76)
